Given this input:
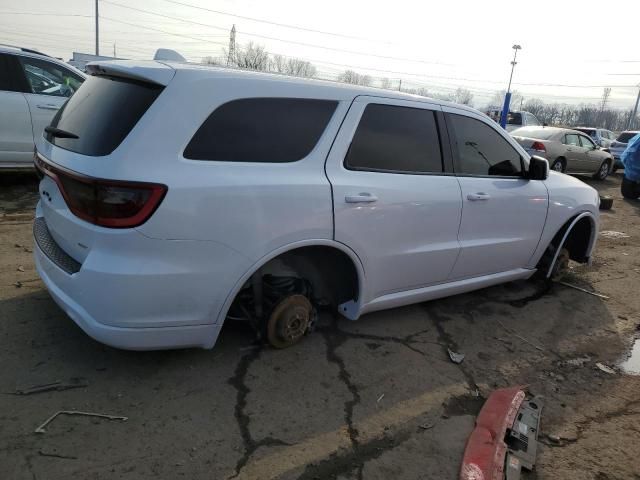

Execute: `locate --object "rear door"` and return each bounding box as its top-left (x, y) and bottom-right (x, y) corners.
top-left (0, 53), bottom-right (33, 166)
top-left (443, 108), bottom-right (548, 279)
top-left (326, 96), bottom-right (462, 302)
top-left (15, 55), bottom-right (84, 147)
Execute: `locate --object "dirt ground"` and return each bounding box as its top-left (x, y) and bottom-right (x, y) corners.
top-left (1, 171), bottom-right (639, 480)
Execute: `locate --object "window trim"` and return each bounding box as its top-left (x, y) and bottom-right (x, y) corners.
top-left (444, 111), bottom-right (527, 179)
top-left (342, 102), bottom-right (449, 176)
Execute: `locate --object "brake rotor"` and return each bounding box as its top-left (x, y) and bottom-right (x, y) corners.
top-left (266, 294), bottom-right (313, 349)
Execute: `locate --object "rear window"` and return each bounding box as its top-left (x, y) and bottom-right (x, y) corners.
top-left (47, 75), bottom-right (163, 156)
top-left (617, 132), bottom-right (638, 143)
top-left (574, 128), bottom-right (596, 138)
top-left (507, 112), bottom-right (522, 125)
top-left (512, 128), bottom-right (557, 140)
top-left (184, 98), bottom-right (338, 162)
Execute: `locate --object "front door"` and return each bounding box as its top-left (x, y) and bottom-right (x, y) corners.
top-left (15, 55), bottom-right (83, 148)
top-left (0, 53), bottom-right (33, 166)
top-left (326, 97), bottom-right (462, 303)
top-left (578, 134), bottom-right (601, 172)
top-left (443, 108), bottom-right (548, 280)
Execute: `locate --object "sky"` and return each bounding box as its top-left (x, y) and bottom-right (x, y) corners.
top-left (1, 0), bottom-right (639, 109)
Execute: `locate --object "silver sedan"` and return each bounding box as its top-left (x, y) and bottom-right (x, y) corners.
top-left (511, 126), bottom-right (614, 180)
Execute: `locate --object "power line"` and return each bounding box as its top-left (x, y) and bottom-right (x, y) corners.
top-left (101, 0), bottom-right (450, 67)
top-left (158, 0), bottom-right (384, 42)
top-left (0, 11), bottom-right (92, 18)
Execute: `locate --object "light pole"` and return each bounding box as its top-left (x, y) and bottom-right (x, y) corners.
top-left (500, 44), bottom-right (521, 129)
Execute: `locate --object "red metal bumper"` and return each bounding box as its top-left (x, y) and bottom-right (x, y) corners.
top-left (459, 386), bottom-right (526, 480)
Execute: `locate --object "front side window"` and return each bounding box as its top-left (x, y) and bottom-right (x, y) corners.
top-left (345, 104), bottom-right (443, 173)
top-left (447, 113), bottom-right (522, 176)
top-left (564, 134), bottom-right (580, 146)
top-left (579, 135), bottom-right (596, 149)
top-left (184, 98), bottom-right (337, 162)
top-left (18, 57), bottom-right (83, 97)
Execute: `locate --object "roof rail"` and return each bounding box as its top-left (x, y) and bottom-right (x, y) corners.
top-left (0, 44), bottom-right (51, 57)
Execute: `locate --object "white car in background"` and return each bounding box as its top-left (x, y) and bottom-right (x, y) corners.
top-left (0, 45), bottom-right (85, 169)
top-left (34, 61), bottom-right (600, 351)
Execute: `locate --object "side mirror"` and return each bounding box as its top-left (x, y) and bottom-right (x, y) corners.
top-left (528, 155), bottom-right (548, 180)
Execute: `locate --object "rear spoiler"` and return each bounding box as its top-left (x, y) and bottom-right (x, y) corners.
top-left (85, 60), bottom-right (175, 86)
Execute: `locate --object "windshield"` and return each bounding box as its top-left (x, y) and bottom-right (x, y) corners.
top-left (617, 132), bottom-right (639, 143)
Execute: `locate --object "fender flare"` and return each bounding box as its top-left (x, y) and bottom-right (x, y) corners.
top-left (545, 211), bottom-right (597, 279)
top-left (214, 239), bottom-right (366, 324)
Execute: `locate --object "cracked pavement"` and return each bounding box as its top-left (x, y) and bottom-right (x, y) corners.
top-left (1, 172), bottom-right (640, 479)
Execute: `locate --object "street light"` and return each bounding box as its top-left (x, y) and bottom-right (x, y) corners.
top-left (500, 44), bottom-right (522, 129)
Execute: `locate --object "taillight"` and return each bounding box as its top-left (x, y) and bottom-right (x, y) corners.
top-left (531, 141), bottom-right (546, 152)
top-left (35, 154), bottom-right (166, 228)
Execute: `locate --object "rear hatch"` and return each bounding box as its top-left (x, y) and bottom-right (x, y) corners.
top-left (35, 61), bottom-right (174, 265)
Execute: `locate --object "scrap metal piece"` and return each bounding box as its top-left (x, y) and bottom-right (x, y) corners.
top-left (35, 410), bottom-right (128, 434)
top-left (504, 396), bottom-right (544, 479)
top-left (12, 378), bottom-right (88, 395)
top-left (448, 348), bottom-right (466, 364)
top-left (459, 386), bottom-right (526, 480)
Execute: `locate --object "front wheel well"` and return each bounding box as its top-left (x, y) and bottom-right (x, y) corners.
top-left (537, 214), bottom-right (595, 277)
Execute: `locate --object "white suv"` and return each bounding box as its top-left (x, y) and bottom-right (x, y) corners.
top-left (33, 61), bottom-right (600, 350)
top-left (0, 45), bottom-right (85, 169)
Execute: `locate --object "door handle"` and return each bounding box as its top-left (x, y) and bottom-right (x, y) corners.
top-left (467, 192), bottom-right (491, 201)
top-left (36, 104), bottom-right (59, 110)
top-left (345, 193), bottom-right (378, 203)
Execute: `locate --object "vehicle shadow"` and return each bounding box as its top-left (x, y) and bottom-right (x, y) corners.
top-left (0, 172), bottom-right (39, 214)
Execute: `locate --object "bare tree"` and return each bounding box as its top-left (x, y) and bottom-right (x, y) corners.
top-left (227, 42), bottom-right (270, 71)
top-left (491, 89), bottom-right (523, 110)
top-left (270, 54), bottom-right (317, 78)
top-left (452, 88), bottom-right (473, 105)
top-left (339, 70), bottom-right (371, 86)
top-left (202, 56), bottom-right (222, 65)
top-left (380, 77), bottom-right (392, 90)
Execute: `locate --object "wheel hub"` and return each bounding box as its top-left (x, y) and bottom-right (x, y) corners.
top-left (267, 295), bottom-right (312, 348)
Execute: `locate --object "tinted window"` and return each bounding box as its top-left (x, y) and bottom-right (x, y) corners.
top-left (579, 135), bottom-right (596, 149)
top-left (448, 114), bottom-right (522, 176)
top-left (345, 104), bottom-right (442, 173)
top-left (18, 57), bottom-right (83, 97)
top-left (617, 132), bottom-right (637, 143)
top-left (48, 75), bottom-right (163, 156)
top-left (564, 134), bottom-right (580, 146)
top-left (0, 53), bottom-right (28, 92)
top-left (184, 98), bottom-right (337, 162)
top-left (507, 112), bottom-right (522, 125)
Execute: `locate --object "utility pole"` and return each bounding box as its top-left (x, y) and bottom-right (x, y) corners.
top-left (398, 79), bottom-right (402, 91)
top-left (227, 24), bottom-right (236, 66)
top-left (500, 44), bottom-right (521, 129)
top-left (113, 42), bottom-right (116, 58)
top-left (95, 0), bottom-right (99, 56)
top-left (628, 85), bottom-right (640, 130)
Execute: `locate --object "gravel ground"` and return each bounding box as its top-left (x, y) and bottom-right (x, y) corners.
top-left (1, 171), bottom-right (639, 480)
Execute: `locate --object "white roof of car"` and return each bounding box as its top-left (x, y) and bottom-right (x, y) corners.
top-left (87, 59), bottom-right (480, 113)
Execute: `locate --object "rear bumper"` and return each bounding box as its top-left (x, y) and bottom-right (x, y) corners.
top-left (32, 206), bottom-right (250, 350)
top-left (35, 246), bottom-right (222, 350)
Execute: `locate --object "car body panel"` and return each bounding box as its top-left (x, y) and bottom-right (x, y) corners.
top-left (33, 61), bottom-right (600, 350)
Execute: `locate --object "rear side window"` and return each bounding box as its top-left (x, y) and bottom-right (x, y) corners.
top-left (184, 98), bottom-right (337, 162)
top-left (47, 75), bottom-right (163, 156)
top-left (564, 134), bottom-right (580, 146)
top-left (447, 113), bottom-right (522, 176)
top-left (345, 104), bottom-right (443, 173)
top-left (617, 132), bottom-right (638, 143)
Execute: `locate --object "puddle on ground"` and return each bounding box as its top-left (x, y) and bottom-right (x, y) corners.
top-left (619, 339), bottom-right (640, 375)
